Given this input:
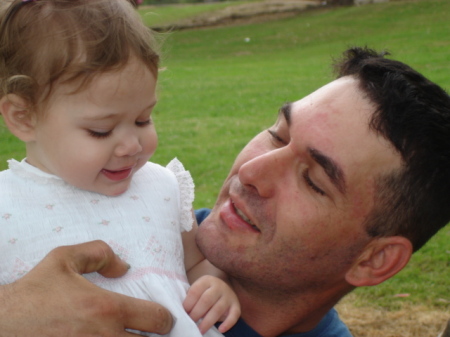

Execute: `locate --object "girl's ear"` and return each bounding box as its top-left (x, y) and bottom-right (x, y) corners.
top-left (345, 236), bottom-right (413, 287)
top-left (0, 94), bottom-right (37, 142)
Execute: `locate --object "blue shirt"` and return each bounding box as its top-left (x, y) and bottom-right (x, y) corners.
top-left (195, 209), bottom-right (353, 337)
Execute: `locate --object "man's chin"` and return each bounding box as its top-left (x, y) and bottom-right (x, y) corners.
top-left (195, 216), bottom-right (220, 253)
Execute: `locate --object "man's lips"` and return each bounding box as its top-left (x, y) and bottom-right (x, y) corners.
top-left (101, 166), bottom-right (134, 181)
top-left (219, 199), bottom-right (260, 233)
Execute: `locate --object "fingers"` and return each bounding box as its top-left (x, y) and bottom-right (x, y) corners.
top-left (195, 297), bottom-right (241, 334)
top-left (116, 294), bottom-right (174, 335)
top-left (184, 276), bottom-right (240, 334)
top-left (183, 277), bottom-right (213, 320)
top-left (216, 304), bottom-right (240, 333)
top-left (195, 299), bottom-right (228, 334)
top-left (50, 241), bottom-right (174, 335)
top-left (47, 240), bottom-right (130, 278)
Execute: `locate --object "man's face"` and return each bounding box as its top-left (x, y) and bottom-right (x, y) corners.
top-left (197, 76), bottom-right (402, 293)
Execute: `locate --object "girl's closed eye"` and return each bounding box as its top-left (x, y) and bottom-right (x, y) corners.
top-left (136, 119), bottom-right (152, 127)
top-left (87, 129), bottom-right (112, 139)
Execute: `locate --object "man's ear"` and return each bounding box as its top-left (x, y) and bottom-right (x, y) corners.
top-left (345, 236), bottom-right (413, 287)
top-left (0, 94), bottom-right (36, 142)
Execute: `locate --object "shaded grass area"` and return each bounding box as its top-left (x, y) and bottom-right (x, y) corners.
top-left (337, 294), bottom-right (449, 337)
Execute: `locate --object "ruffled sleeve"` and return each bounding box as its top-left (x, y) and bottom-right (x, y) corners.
top-left (166, 158), bottom-right (195, 232)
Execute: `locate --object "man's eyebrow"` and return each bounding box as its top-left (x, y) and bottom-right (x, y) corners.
top-left (278, 103), bottom-right (346, 194)
top-left (308, 148), bottom-right (346, 195)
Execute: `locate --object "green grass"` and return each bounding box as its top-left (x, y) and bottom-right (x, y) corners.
top-left (1, 0), bottom-right (448, 310)
top-left (151, 0), bottom-right (450, 207)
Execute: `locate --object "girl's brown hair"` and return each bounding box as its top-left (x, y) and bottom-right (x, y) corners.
top-left (0, 0), bottom-right (160, 109)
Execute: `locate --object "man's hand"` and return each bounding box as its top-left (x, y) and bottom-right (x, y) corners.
top-left (0, 240), bottom-right (173, 336)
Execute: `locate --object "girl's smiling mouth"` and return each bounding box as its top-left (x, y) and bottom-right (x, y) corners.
top-left (101, 166), bottom-right (134, 181)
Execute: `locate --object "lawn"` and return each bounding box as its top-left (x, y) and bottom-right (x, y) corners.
top-left (0, 0), bottom-right (448, 319)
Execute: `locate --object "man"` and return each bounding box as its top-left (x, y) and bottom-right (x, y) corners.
top-left (1, 47), bottom-right (449, 336)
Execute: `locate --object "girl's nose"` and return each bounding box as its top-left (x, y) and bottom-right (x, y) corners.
top-left (115, 134), bottom-right (142, 157)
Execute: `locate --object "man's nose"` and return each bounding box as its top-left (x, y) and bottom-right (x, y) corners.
top-left (238, 147), bottom-right (290, 198)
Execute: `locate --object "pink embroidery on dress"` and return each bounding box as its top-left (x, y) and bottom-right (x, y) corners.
top-left (142, 216), bottom-right (150, 222)
top-left (145, 236), bottom-right (167, 267)
top-left (88, 265), bottom-right (188, 283)
top-left (99, 220), bottom-right (110, 226)
top-left (12, 258), bottom-right (31, 280)
top-left (8, 238), bottom-right (17, 244)
top-left (130, 195), bottom-right (139, 200)
top-left (45, 204), bottom-right (54, 210)
top-left (2, 213), bottom-right (12, 220)
top-left (53, 226), bottom-right (63, 233)
top-left (108, 241), bottom-right (129, 261)
top-left (173, 239), bottom-right (184, 270)
top-left (90, 199), bottom-right (99, 204)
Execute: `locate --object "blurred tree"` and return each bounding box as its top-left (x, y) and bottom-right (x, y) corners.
top-left (142, 0), bottom-right (228, 4)
top-left (130, 0), bottom-right (143, 7)
top-left (327, 0), bottom-right (354, 5)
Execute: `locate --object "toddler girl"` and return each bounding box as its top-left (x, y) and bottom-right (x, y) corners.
top-left (0, 0), bottom-right (239, 336)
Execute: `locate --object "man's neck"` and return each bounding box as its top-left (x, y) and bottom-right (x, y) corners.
top-left (233, 280), bottom-right (351, 337)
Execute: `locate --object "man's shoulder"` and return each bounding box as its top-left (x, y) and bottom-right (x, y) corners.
top-left (309, 308), bottom-right (353, 337)
top-left (222, 309), bottom-right (352, 337)
top-left (195, 208), bottom-right (211, 225)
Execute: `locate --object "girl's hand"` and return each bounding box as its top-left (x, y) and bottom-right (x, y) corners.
top-left (183, 275), bottom-right (241, 334)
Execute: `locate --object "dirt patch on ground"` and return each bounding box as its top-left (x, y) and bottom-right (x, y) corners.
top-left (336, 295), bottom-right (450, 337)
top-left (152, 0), bottom-right (324, 30)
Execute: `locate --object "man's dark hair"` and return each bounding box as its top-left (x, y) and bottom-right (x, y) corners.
top-left (334, 46), bottom-right (450, 252)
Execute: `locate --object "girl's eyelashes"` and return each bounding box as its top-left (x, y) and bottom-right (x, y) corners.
top-left (136, 119), bottom-right (151, 127)
top-left (87, 118), bottom-right (151, 138)
top-left (303, 169), bottom-right (326, 196)
top-left (87, 129), bottom-right (112, 139)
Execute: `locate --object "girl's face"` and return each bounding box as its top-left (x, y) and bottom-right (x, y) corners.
top-left (26, 57), bottom-right (158, 196)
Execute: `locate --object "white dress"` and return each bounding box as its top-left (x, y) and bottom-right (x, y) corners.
top-left (0, 158), bottom-right (223, 337)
